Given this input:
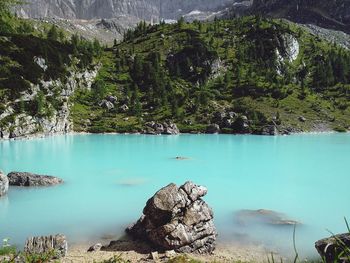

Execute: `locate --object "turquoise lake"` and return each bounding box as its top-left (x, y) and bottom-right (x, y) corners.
top-left (0, 133), bottom-right (349, 258)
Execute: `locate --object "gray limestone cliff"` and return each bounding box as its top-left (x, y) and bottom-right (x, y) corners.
top-left (16, 0), bottom-right (235, 21)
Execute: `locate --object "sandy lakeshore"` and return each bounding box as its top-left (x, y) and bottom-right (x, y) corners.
top-left (63, 240), bottom-right (274, 263)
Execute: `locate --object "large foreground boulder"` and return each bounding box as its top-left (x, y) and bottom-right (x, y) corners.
top-left (0, 171), bottom-right (9, 196)
top-left (7, 172), bottom-right (63, 186)
top-left (126, 181), bottom-right (217, 253)
top-left (24, 234), bottom-right (68, 258)
top-left (315, 233), bottom-right (350, 262)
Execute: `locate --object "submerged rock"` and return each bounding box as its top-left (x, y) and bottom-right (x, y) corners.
top-left (24, 234), bottom-right (68, 258)
top-left (235, 209), bottom-right (299, 226)
top-left (315, 233), bottom-right (350, 263)
top-left (7, 172), bottom-right (63, 186)
top-left (126, 181), bottom-right (217, 253)
top-left (0, 171), bottom-right (9, 197)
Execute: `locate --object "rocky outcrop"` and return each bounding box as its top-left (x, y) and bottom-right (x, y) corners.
top-left (7, 172), bottom-right (63, 187)
top-left (0, 67), bottom-right (98, 140)
top-left (315, 233), bottom-right (350, 263)
top-left (125, 182), bottom-right (217, 253)
top-left (16, 0), bottom-right (234, 21)
top-left (235, 209), bottom-right (299, 226)
top-left (144, 121), bottom-right (180, 135)
top-left (0, 171), bottom-right (9, 197)
top-left (99, 100), bottom-right (115, 110)
top-left (24, 234), bottom-right (68, 258)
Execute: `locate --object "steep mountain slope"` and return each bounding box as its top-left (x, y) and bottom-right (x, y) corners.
top-left (244, 0), bottom-right (350, 33)
top-left (1, 10), bottom-right (350, 138)
top-left (0, 19), bottom-right (101, 139)
top-left (16, 0), bottom-right (235, 21)
top-left (70, 17), bottom-right (350, 135)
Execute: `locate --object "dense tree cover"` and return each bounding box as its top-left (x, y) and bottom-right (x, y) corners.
top-left (0, 9), bottom-right (102, 121)
top-left (71, 16), bottom-right (350, 133)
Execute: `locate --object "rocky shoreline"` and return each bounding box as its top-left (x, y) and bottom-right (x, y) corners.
top-left (0, 128), bottom-right (344, 142)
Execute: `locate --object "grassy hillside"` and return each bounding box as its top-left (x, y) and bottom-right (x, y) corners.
top-left (71, 16), bottom-right (350, 134)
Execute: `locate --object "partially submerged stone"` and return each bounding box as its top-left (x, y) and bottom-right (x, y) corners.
top-left (315, 233), bottom-right (350, 263)
top-left (24, 234), bottom-right (68, 258)
top-left (0, 171), bottom-right (9, 197)
top-left (235, 209), bottom-right (299, 226)
top-left (126, 181), bottom-right (217, 253)
top-left (7, 172), bottom-right (63, 187)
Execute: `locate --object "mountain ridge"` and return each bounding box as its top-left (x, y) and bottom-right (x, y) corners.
top-left (245, 0), bottom-right (350, 34)
top-left (16, 0), bottom-right (234, 21)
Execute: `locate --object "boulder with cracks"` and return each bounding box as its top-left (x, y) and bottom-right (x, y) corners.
top-left (126, 181), bottom-right (217, 253)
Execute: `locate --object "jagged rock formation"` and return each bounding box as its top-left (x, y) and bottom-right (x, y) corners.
top-left (125, 182), bottom-right (217, 253)
top-left (7, 172), bottom-right (63, 186)
top-left (24, 234), bottom-right (68, 258)
top-left (315, 233), bottom-right (350, 262)
top-left (0, 171), bottom-right (9, 197)
top-left (16, 0), bottom-right (235, 21)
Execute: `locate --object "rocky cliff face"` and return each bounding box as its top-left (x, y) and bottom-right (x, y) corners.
top-left (0, 62), bottom-right (98, 140)
top-left (17, 0), bottom-right (235, 21)
top-left (247, 0), bottom-right (350, 33)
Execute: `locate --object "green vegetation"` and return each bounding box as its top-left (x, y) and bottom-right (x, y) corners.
top-left (0, 238), bottom-right (16, 256)
top-left (0, 2), bottom-right (102, 131)
top-left (71, 16), bottom-right (350, 134)
top-left (1, 2), bottom-right (350, 135)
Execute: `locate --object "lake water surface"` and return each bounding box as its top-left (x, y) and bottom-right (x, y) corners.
top-left (0, 134), bottom-right (349, 258)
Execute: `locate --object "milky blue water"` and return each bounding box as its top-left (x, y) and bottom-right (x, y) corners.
top-left (0, 134), bottom-right (349, 258)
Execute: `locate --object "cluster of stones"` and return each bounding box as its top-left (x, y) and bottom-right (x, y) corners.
top-left (126, 181), bottom-right (217, 253)
top-left (144, 121), bottom-right (180, 135)
top-left (98, 95), bottom-right (130, 113)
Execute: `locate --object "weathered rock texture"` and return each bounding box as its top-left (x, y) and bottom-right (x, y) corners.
top-left (0, 67), bottom-right (98, 140)
top-left (7, 172), bottom-right (63, 187)
top-left (315, 233), bottom-right (350, 263)
top-left (24, 234), bottom-right (68, 258)
top-left (144, 121), bottom-right (180, 135)
top-left (126, 181), bottom-right (217, 253)
top-left (16, 0), bottom-right (234, 21)
top-left (0, 171), bottom-right (9, 197)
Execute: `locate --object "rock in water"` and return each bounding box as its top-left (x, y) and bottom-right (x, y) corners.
top-left (235, 209), bottom-right (299, 226)
top-left (315, 233), bottom-right (350, 262)
top-left (24, 234), bottom-right (68, 258)
top-left (7, 172), bottom-right (63, 186)
top-left (0, 171), bottom-right (9, 197)
top-left (126, 181), bottom-right (217, 253)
